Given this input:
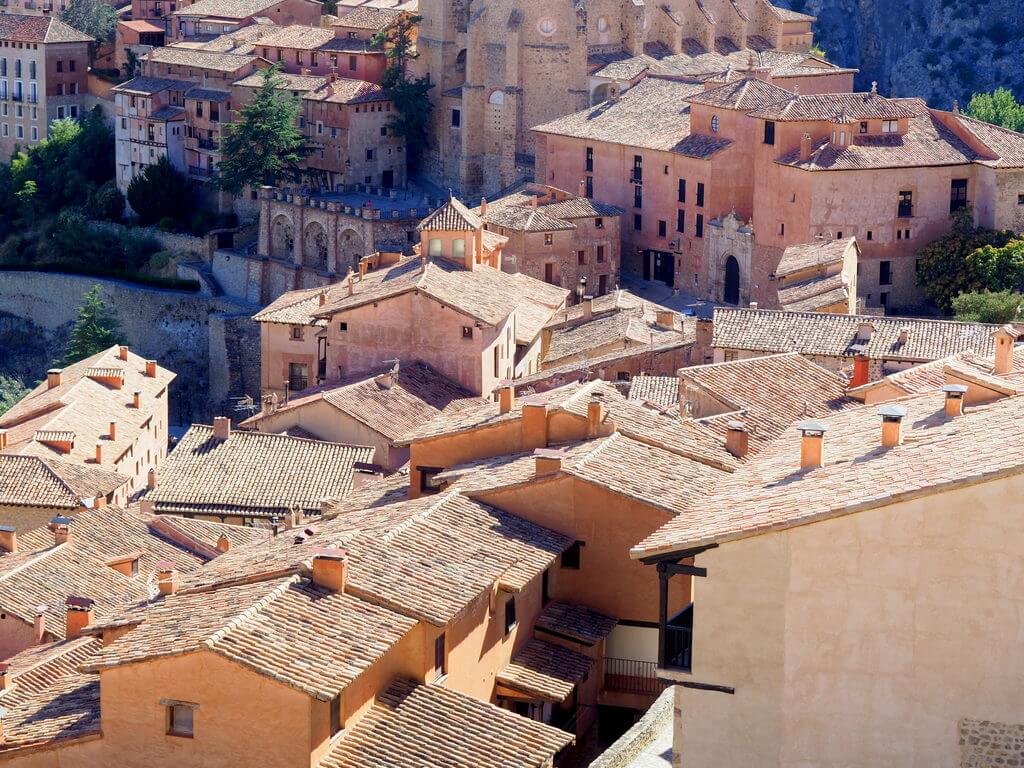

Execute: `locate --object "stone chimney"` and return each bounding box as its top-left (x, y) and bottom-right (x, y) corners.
top-left (498, 386), bottom-right (515, 414)
top-left (0, 525), bottom-right (16, 554)
top-left (586, 399), bottom-right (605, 438)
top-left (797, 421), bottom-right (828, 470)
top-left (799, 133), bottom-right (812, 162)
top-left (725, 420), bottom-right (749, 459)
top-left (216, 534), bottom-right (230, 554)
top-left (147, 468), bottom-right (157, 490)
top-left (311, 547), bottom-right (347, 592)
top-left (33, 606), bottom-right (47, 644)
top-left (533, 448), bottom-right (563, 477)
top-left (521, 401), bottom-right (549, 450)
top-left (992, 325), bottom-right (1016, 375)
top-left (155, 561), bottom-right (178, 596)
top-left (65, 596), bottom-right (95, 640)
top-left (943, 383), bottom-right (967, 418)
top-left (582, 296), bottom-right (594, 320)
top-left (856, 321), bottom-right (875, 342)
top-left (118, 346), bottom-right (129, 361)
top-left (132, 390), bottom-right (141, 409)
top-left (879, 404), bottom-right (906, 449)
top-left (850, 354), bottom-right (870, 388)
top-left (47, 369), bottom-right (62, 389)
top-left (49, 516), bottom-right (71, 545)
top-left (145, 360), bottom-right (158, 378)
top-left (656, 310), bottom-right (675, 329)
top-left (213, 416), bottom-right (231, 440)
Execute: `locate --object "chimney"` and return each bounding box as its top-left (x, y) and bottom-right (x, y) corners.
top-left (749, 301), bottom-right (758, 311)
top-left (850, 354), bottom-right (870, 388)
top-left (118, 345), bottom-right (129, 361)
top-left (480, 197), bottom-right (488, 216)
top-left (319, 292), bottom-right (327, 306)
top-left (155, 561), bottom-right (178, 596)
top-left (65, 596), bottom-right (95, 640)
top-left (147, 468), bottom-right (157, 490)
top-left (531, 195), bottom-right (538, 209)
top-left (992, 325), bottom-right (1016, 375)
top-left (33, 606), bottom-right (47, 644)
top-left (656, 309), bottom-right (675, 329)
top-left (533, 448), bottom-right (563, 477)
top-left (879, 404), bottom-right (906, 449)
top-left (216, 534), bottom-right (230, 553)
top-left (725, 420), bottom-right (749, 459)
top-left (578, 179), bottom-right (586, 198)
top-left (132, 390), bottom-right (141, 409)
top-left (856, 322), bottom-right (875, 342)
top-left (586, 399), bottom-right (605, 438)
top-left (47, 369), bottom-right (62, 389)
top-left (0, 429), bottom-right (6, 451)
top-left (582, 296), bottom-right (593, 320)
top-left (347, 269), bottom-right (355, 295)
top-left (49, 516), bottom-right (71, 546)
top-left (93, 495), bottom-right (107, 510)
top-left (797, 421), bottom-right (828, 470)
top-left (311, 547), bottom-right (347, 592)
top-left (139, 498), bottom-right (155, 515)
top-left (109, 421), bottom-right (117, 441)
top-left (359, 260), bottom-right (368, 280)
top-left (0, 525), bottom-right (16, 554)
top-left (213, 416), bottom-right (231, 440)
top-left (943, 383), bottom-right (967, 418)
top-left (145, 360), bottom-right (157, 378)
top-left (498, 385), bottom-right (515, 414)
top-left (0, 662), bottom-right (10, 691)
top-left (94, 442), bottom-right (103, 464)
top-left (799, 133), bottom-right (812, 161)
top-left (521, 401), bottom-right (549, 449)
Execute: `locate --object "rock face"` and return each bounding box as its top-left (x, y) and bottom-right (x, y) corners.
top-left (778, 0), bottom-right (1024, 107)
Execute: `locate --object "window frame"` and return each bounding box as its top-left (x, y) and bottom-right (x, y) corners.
top-left (504, 595), bottom-right (517, 634)
top-left (165, 702), bottom-right (196, 738)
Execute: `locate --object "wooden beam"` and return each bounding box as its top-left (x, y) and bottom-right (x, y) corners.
top-left (640, 543), bottom-right (718, 565)
top-left (661, 562), bottom-right (707, 578)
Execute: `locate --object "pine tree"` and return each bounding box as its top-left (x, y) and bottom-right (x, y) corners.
top-left (62, 286), bottom-right (126, 365)
top-left (216, 65), bottom-right (308, 194)
top-left (372, 13), bottom-right (432, 170)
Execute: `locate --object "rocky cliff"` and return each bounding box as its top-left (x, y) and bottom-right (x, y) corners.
top-left (778, 0), bottom-right (1024, 108)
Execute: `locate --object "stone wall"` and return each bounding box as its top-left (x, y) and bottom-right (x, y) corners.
top-left (0, 272), bottom-right (259, 425)
top-left (589, 685), bottom-right (674, 768)
top-left (960, 719), bottom-right (1024, 768)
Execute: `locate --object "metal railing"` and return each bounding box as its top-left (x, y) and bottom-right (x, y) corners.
top-left (197, 138), bottom-right (218, 150)
top-left (188, 165), bottom-right (217, 178)
top-left (603, 658), bottom-right (670, 696)
top-left (897, 201), bottom-right (913, 218)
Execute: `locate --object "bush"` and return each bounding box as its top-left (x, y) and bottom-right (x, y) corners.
top-left (87, 180), bottom-right (124, 222)
top-left (952, 290), bottom-right (1024, 324)
top-left (158, 216), bottom-right (177, 232)
top-left (126, 156), bottom-right (196, 226)
top-left (189, 210), bottom-right (214, 235)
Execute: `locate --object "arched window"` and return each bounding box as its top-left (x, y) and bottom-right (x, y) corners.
top-left (597, 16), bottom-right (608, 32)
top-left (537, 17), bottom-right (556, 35)
top-left (489, 90), bottom-right (504, 106)
top-left (711, 115), bottom-right (720, 133)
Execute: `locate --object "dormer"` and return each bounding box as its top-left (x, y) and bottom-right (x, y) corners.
top-left (34, 430), bottom-right (75, 455)
top-left (86, 367), bottom-right (126, 390)
top-left (416, 197), bottom-right (486, 271)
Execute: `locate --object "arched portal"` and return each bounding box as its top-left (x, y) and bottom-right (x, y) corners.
top-left (271, 215), bottom-right (294, 260)
top-left (338, 229), bottom-right (365, 273)
top-left (303, 222), bottom-right (329, 271)
top-left (724, 255), bottom-right (740, 305)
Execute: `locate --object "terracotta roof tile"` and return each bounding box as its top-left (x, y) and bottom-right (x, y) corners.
top-left (146, 46), bottom-right (258, 71)
top-left (332, 5), bottom-right (401, 29)
top-left (953, 114), bottom-right (1024, 169)
top-left (0, 14), bottom-right (93, 44)
top-left (496, 638), bottom-right (593, 702)
top-left (536, 600), bottom-right (617, 645)
top-left (777, 272), bottom-right (850, 312)
top-left (775, 237), bottom-right (855, 276)
top-left (686, 76), bottom-right (793, 111)
top-left (0, 455), bottom-right (126, 509)
top-left (253, 23), bottom-right (334, 48)
top-left (171, 0), bottom-right (283, 18)
top-left (417, 197), bottom-right (483, 232)
top-left (628, 374), bottom-right (679, 409)
top-left (112, 76), bottom-right (194, 95)
top-left (749, 91), bottom-right (923, 121)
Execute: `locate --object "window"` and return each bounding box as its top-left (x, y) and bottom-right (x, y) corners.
top-left (880, 291), bottom-right (889, 307)
top-left (451, 108), bottom-right (460, 127)
top-left (616, 371), bottom-right (631, 382)
top-left (897, 229), bottom-right (902, 240)
top-left (597, 245), bottom-right (605, 262)
top-left (950, 179), bottom-right (968, 212)
top-left (561, 541), bottom-right (582, 569)
top-left (544, 232), bottom-right (553, 246)
top-left (56, 83), bottom-right (63, 96)
top-left (696, 213), bottom-right (704, 238)
top-left (452, 238), bottom-right (465, 261)
top-left (419, 466), bottom-right (443, 495)
top-left (879, 260), bottom-right (892, 286)
top-left (898, 190), bottom-right (913, 218)
top-left (678, 178), bottom-right (686, 203)
top-left (881, 119), bottom-right (897, 133)
top-left (836, 231), bottom-right (843, 239)
top-left (710, 114), bottom-right (719, 132)
top-left (120, 117), bottom-right (126, 129)
top-left (696, 182), bottom-right (704, 207)
top-left (434, 632), bottom-right (446, 679)
top-left (763, 120), bottom-right (775, 145)
top-left (0, 59), bottom-right (6, 77)
top-left (330, 695), bottom-right (341, 736)
top-left (544, 262), bottom-right (555, 284)
top-left (577, 250), bottom-right (585, 265)
top-left (290, 326), bottom-right (303, 340)
top-left (585, 176), bottom-right (593, 198)
top-left (658, 219), bottom-right (667, 237)
top-left (859, 121), bottom-right (868, 134)
top-left (594, 216), bottom-right (603, 229)
top-left (1018, 194), bottom-right (1024, 205)
top-left (904, 228), bottom-right (910, 239)
top-left (632, 154), bottom-right (642, 182)
top-left (288, 362), bottom-right (308, 392)
top-left (27, 61), bottom-right (33, 80)
top-left (585, 146), bottom-right (593, 172)
top-left (633, 185), bottom-right (642, 209)
top-left (461, 325), bottom-right (473, 339)
top-left (493, 345), bottom-right (500, 377)
top-left (69, 59), bottom-right (76, 72)
top-left (867, 230), bottom-right (873, 241)
top-left (542, 569), bottom-right (550, 604)
top-left (778, 222), bottom-right (784, 235)
top-left (339, 322), bottom-right (348, 332)
top-left (167, 704), bottom-right (194, 737)
top-left (366, 148), bottom-right (374, 161)
top-left (348, 55), bottom-right (357, 71)
top-left (504, 596), bottom-right (516, 634)
top-left (30, 125), bottom-right (36, 141)
top-left (428, 238), bottom-right (441, 257)
top-left (633, 213), bottom-right (642, 232)
top-left (677, 209), bottom-right (685, 233)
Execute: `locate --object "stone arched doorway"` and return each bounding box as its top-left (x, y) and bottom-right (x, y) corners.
top-left (724, 255), bottom-right (740, 305)
top-left (303, 222), bottom-right (329, 271)
top-left (338, 229), bottom-right (365, 273)
top-left (271, 215), bottom-right (293, 261)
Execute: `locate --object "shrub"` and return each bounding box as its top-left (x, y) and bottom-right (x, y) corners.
top-left (87, 180), bottom-right (124, 222)
top-left (126, 156), bottom-right (196, 226)
top-left (158, 216), bottom-right (177, 232)
top-left (190, 210), bottom-right (214, 235)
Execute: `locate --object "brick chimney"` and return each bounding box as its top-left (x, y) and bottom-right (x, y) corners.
top-left (521, 401), bottom-right (549, 450)
top-left (33, 606), bottom-right (47, 644)
top-left (132, 390), bottom-right (141, 409)
top-left (799, 133), bottom-right (812, 161)
top-left (534, 448), bottom-right (563, 477)
top-left (216, 534), bottom-right (230, 554)
top-left (797, 421), bottom-right (828, 470)
top-left (943, 383), bottom-right (967, 418)
top-left (108, 421), bottom-right (117, 441)
top-left (656, 309), bottom-right (675, 329)
top-left (145, 360), bottom-right (158, 378)
top-left (0, 429), bottom-right (6, 451)
top-left (213, 416), bottom-right (231, 440)
top-left (725, 420), bottom-right (749, 458)
top-left (992, 325), bottom-right (1016, 375)
top-left (879, 404), bottom-right (906, 448)
top-left (311, 547), bottom-right (347, 592)
top-left (480, 197), bottom-right (488, 216)
top-left (147, 468), bottom-right (157, 490)
top-left (498, 385), bottom-right (515, 414)
top-left (0, 525), bottom-right (17, 554)
top-left (155, 561), bottom-right (178, 596)
top-left (118, 346), bottom-right (129, 361)
top-left (65, 596), bottom-right (95, 639)
top-left (0, 662), bottom-right (10, 690)
top-left (94, 442), bottom-right (103, 464)
top-left (47, 369), bottom-right (62, 389)
top-left (49, 516), bottom-right (71, 545)
top-left (586, 399), bottom-right (604, 438)
top-left (358, 260), bottom-right (368, 280)
top-left (850, 354), bottom-right (870, 388)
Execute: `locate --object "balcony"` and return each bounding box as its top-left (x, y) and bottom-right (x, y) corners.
top-left (897, 202), bottom-right (913, 218)
top-left (603, 658), bottom-right (671, 697)
top-left (188, 165), bottom-right (218, 178)
top-left (11, 93), bottom-right (22, 102)
top-left (662, 604), bottom-right (693, 673)
top-left (197, 137), bottom-right (218, 150)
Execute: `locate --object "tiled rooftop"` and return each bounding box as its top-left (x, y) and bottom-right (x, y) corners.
top-left (145, 46), bottom-right (258, 71)
top-left (171, 0), bottom-right (282, 18)
top-left (0, 14), bottom-right (92, 44)
top-left (0, 455), bottom-right (126, 509)
top-left (628, 374), bottom-right (679, 410)
top-left (476, 186), bottom-right (624, 233)
top-left (777, 272), bottom-right (850, 312)
top-left (332, 5), bottom-right (402, 29)
top-left (417, 196), bottom-right (483, 232)
top-left (112, 76), bottom-right (194, 95)
top-left (686, 76), bottom-right (793, 111)
top-left (775, 237), bottom-right (854, 277)
top-left (253, 23), bottom-right (334, 49)
top-left (496, 638), bottom-right (593, 702)
top-left (749, 90), bottom-right (922, 121)
top-left (545, 310), bottom-right (685, 365)
top-left (535, 600), bottom-right (617, 645)
top-left (148, 425), bottom-right (375, 519)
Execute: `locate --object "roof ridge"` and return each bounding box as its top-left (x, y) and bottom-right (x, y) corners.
top-left (379, 489), bottom-right (459, 542)
top-left (716, 305), bottom-right (1002, 328)
top-left (205, 575), bottom-right (298, 650)
top-left (573, 432), bottom-right (620, 471)
top-left (0, 544), bottom-right (65, 587)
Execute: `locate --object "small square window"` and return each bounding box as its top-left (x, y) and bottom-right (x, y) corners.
top-left (544, 233), bottom-right (553, 246)
top-left (167, 704), bottom-right (194, 737)
top-left (867, 230), bottom-right (873, 241)
top-left (1018, 194), bottom-right (1024, 205)
top-left (461, 325), bottom-right (473, 339)
top-left (290, 326), bottom-right (303, 340)
top-left (859, 121), bottom-right (868, 134)
top-left (339, 322), bottom-right (348, 332)
top-left (504, 596), bottom-right (517, 634)
top-left (594, 217), bottom-right (603, 229)
top-left (561, 541), bottom-right (582, 569)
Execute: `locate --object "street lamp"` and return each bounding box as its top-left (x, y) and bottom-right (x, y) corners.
top-left (576, 276), bottom-right (587, 305)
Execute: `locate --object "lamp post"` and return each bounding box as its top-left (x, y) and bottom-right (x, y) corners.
top-left (576, 276), bottom-right (587, 305)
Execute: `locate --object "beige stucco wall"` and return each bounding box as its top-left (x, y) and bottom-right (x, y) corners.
top-left (674, 471), bottom-right (1024, 767)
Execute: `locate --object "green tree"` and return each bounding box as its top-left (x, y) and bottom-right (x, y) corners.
top-left (126, 156), bottom-right (195, 226)
top-left (952, 290), bottom-right (1024, 324)
top-left (966, 87), bottom-right (1024, 132)
top-left (0, 376), bottom-right (28, 417)
top-left (60, 0), bottom-right (115, 43)
top-left (970, 239), bottom-right (1024, 292)
top-left (914, 208), bottom-right (1016, 312)
top-left (372, 12), bottom-right (432, 170)
top-left (216, 64), bottom-right (308, 194)
top-left (87, 179), bottom-right (125, 222)
top-left (62, 286), bottom-right (126, 365)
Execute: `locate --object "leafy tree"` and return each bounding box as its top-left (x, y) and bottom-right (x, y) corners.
top-left (809, 44), bottom-right (827, 59)
top-left (970, 239), bottom-right (1024, 292)
top-left (87, 180), bottom-right (124, 222)
top-left (216, 64), bottom-right (308, 194)
top-left (372, 13), bottom-right (432, 170)
top-left (62, 286), bottom-right (126, 365)
top-left (966, 87), bottom-right (1024, 132)
top-left (0, 376), bottom-right (28, 417)
top-left (952, 290), bottom-right (1024, 324)
top-left (126, 156), bottom-right (195, 226)
top-left (320, 0), bottom-right (337, 14)
top-left (60, 0), bottom-right (116, 43)
top-left (914, 208), bottom-right (1016, 312)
